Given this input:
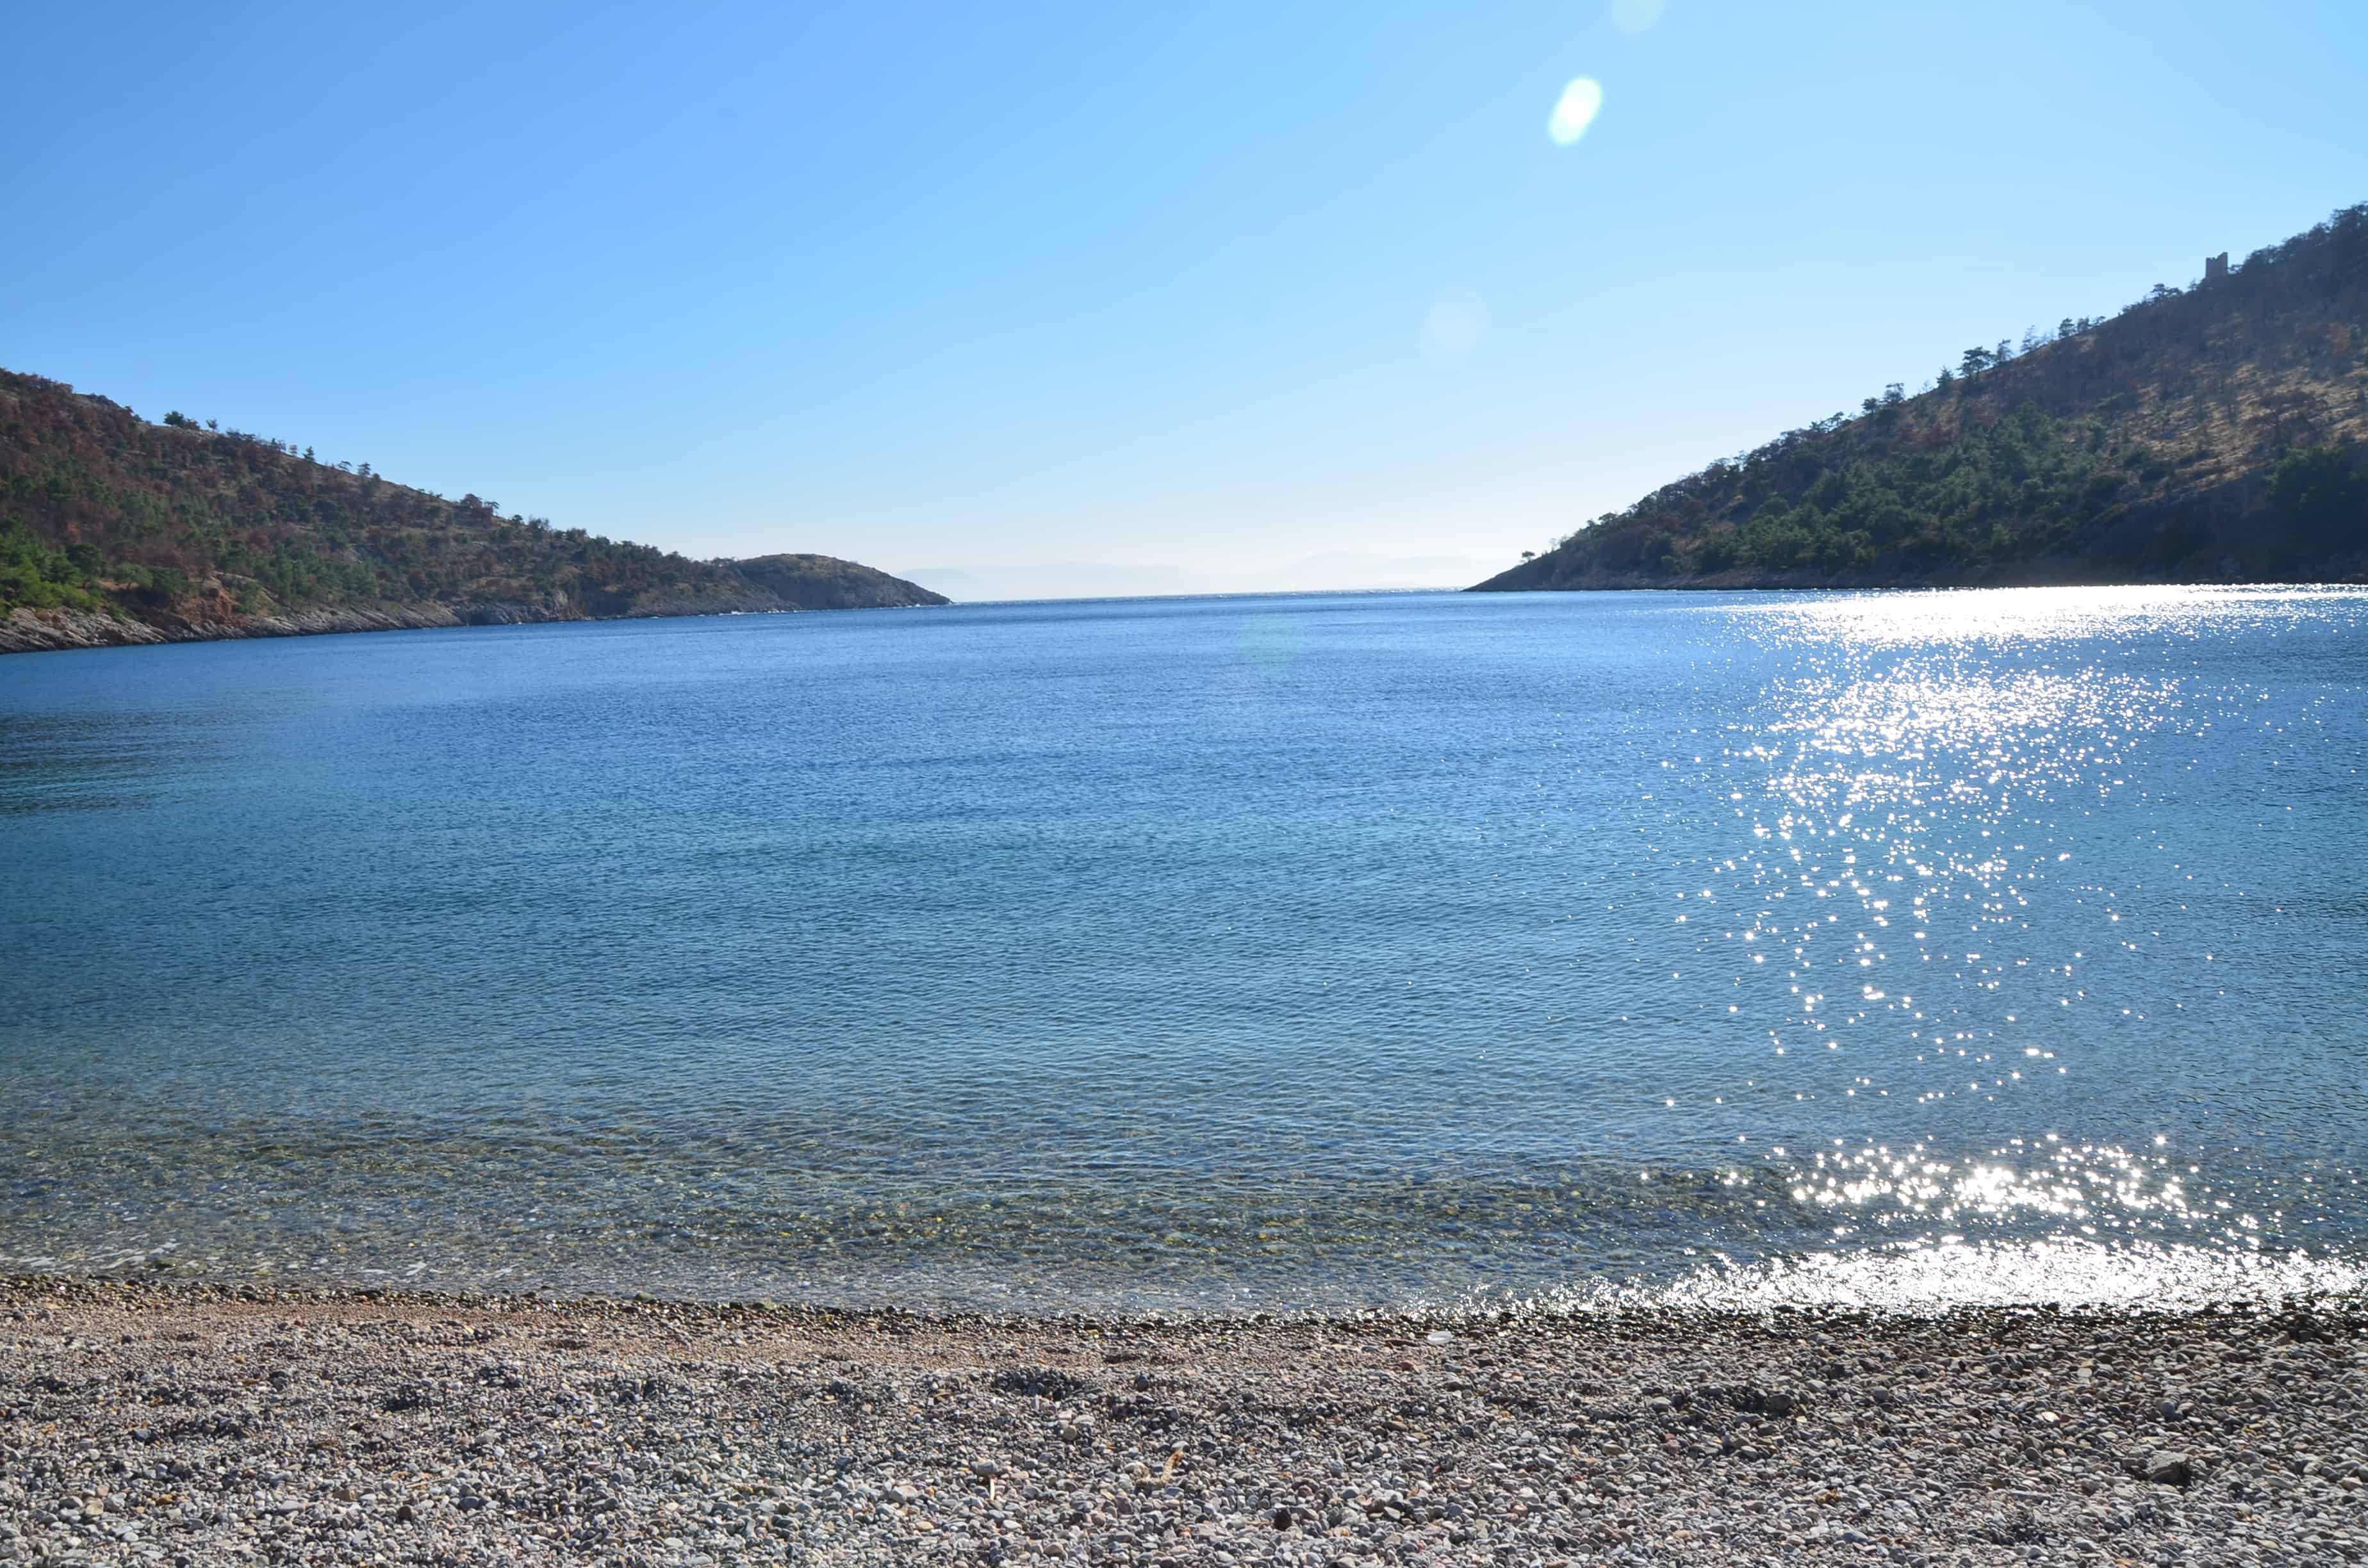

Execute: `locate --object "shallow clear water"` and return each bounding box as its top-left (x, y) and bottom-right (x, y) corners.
top-left (3, 587), bottom-right (2365, 1312)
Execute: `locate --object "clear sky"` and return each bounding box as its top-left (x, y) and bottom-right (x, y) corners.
top-left (7, 2), bottom-right (2365, 598)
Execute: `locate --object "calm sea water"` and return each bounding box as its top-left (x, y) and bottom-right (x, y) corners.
top-left (3, 587), bottom-right (2365, 1312)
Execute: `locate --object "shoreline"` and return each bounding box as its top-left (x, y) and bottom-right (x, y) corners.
top-left (5, 1278), bottom-right (2363, 1565)
top-left (0, 599), bottom-right (802, 658)
top-left (12, 578), bottom-right (2358, 657)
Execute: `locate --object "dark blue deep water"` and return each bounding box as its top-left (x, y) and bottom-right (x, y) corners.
top-left (4, 587), bottom-right (2365, 1312)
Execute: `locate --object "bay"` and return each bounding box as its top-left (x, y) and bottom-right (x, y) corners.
top-left (3, 585), bottom-right (2364, 1312)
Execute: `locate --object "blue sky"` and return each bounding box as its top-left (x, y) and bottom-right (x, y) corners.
top-left (7, 1), bottom-right (2364, 598)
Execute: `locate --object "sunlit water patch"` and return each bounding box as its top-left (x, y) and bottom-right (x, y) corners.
top-left (2, 587), bottom-right (2364, 1312)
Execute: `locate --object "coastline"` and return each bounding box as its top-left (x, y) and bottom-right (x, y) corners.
top-left (11, 577), bottom-right (2359, 658)
top-left (5, 1278), bottom-right (2362, 1566)
top-left (1465, 565), bottom-right (2368, 594)
top-left (0, 598), bottom-right (796, 658)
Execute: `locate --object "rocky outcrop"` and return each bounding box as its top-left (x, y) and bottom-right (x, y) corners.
top-left (0, 582), bottom-right (827, 653)
top-left (1, 607), bottom-right (176, 653)
top-left (0, 602), bottom-right (484, 653)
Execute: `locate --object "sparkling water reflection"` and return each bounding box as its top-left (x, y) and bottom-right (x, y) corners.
top-left (1, 587), bottom-right (2362, 1311)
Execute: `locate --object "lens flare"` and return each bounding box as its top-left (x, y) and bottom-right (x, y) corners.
top-left (1424, 290), bottom-right (1488, 360)
top-left (1611, 0), bottom-right (1665, 33)
top-left (1547, 77), bottom-right (1604, 147)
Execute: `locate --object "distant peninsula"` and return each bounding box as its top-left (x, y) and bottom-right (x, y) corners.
top-left (1474, 203), bottom-right (2368, 592)
top-left (0, 369), bottom-right (947, 654)
top-left (730, 552), bottom-right (947, 612)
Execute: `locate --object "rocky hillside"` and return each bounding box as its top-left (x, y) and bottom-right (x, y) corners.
top-left (0, 370), bottom-right (947, 653)
top-left (1476, 203), bottom-right (2368, 592)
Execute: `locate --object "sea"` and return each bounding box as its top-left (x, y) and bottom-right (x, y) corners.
top-left (3, 586), bottom-right (2365, 1314)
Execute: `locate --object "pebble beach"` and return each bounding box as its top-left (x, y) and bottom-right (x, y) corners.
top-left (3, 1278), bottom-right (2364, 1567)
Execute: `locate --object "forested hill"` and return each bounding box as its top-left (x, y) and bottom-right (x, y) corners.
top-left (1475, 203), bottom-right (2368, 592)
top-left (0, 370), bottom-right (947, 653)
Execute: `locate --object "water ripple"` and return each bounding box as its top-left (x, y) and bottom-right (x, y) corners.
top-left (3, 587), bottom-right (2364, 1310)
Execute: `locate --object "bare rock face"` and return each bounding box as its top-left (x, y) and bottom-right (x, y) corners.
top-left (0, 606), bottom-right (172, 653)
top-left (0, 602), bottom-right (483, 653)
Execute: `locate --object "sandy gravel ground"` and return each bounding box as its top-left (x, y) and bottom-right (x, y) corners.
top-left (3, 1278), bottom-right (2365, 1567)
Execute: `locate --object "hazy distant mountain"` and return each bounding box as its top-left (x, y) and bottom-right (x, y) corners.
top-left (0, 369), bottom-right (946, 653)
top-left (904, 553), bottom-right (1499, 603)
top-left (1476, 202), bottom-right (2368, 592)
